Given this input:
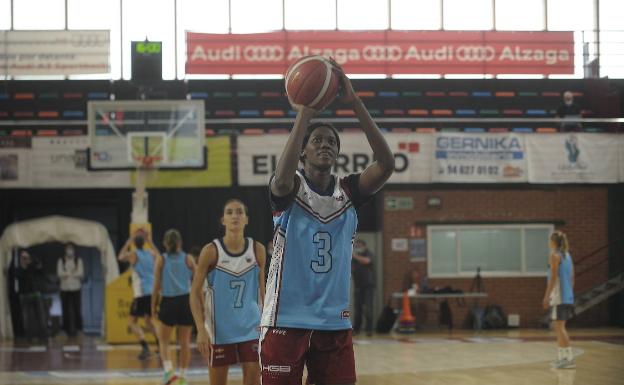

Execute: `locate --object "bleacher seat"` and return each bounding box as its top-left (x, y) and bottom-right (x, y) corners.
top-left (503, 109), bottom-right (523, 115)
top-left (267, 128), bottom-right (289, 134)
top-left (39, 92), bottom-right (59, 99)
top-left (449, 91), bottom-right (468, 97)
top-left (440, 127), bottom-right (461, 132)
top-left (287, 110), bottom-right (297, 117)
top-left (260, 91), bottom-right (281, 98)
top-left (415, 127), bottom-right (436, 133)
top-left (408, 109), bottom-right (428, 116)
top-left (189, 92), bottom-right (209, 99)
top-left (526, 109), bottom-right (547, 116)
top-left (38, 111), bottom-right (59, 118)
top-left (368, 109), bottom-right (382, 116)
top-left (356, 91), bottom-right (375, 98)
top-left (390, 127), bottom-right (412, 133)
top-left (341, 128), bottom-right (360, 133)
top-left (13, 111), bottom-right (34, 118)
top-left (495, 91), bottom-right (515, 97)
top-left (236, 91), bottom-right (257, 97)
top-left (213, 91), bottom-right (232, 98)
top-left (336, 109), bottom-right (355, 116)
top-left (205, 128), bottom-right (216, 136)
top-left (432, 109), bottom-right (452, 116)
top-left (512, 127), bottom-right (534, 133)
top-left (488, 127), bottom-right (509, 133)
top-left (479, 109), bottom-right (499, 116)
top-left (10, 129), bottom-right (31, 136)
top-left (242, 128), bottom-right (264, 135)
top-left (583, 127), bottom-right (604, 133)
top-left (536, 127), bottom-right (557, 133)
top-left (63, 92), bottom-right (83, 99)
top-left (62, 129), bottom-right (83, 136)
top-left (464, 127), bottom-right (485, 132)
top-left (542, 92), bottom-right (560, 97)
top-left (263, 110), bottom-right (285, 117)
top-left (472, 91), bottom-right (492, 97)
top-left (15, 92), bottom-right (35, 100)
top-left (456, 109), bottom-right (476, 116)
top-left (518, 91), bottom-right (538, 97)
top-left (426, 91), bottom-right (445, 97)
top-left (215, 110), bottom-right (236, 117)
top-left (384, 109), bottom-right (404, 116)
top-left (239, 110), bottom-right (260, 117)
top-left (0, 93), bottom-right (9, 100)
top-left (378, 91), bottom-right (399, 98)
top-left (401, 91), bottom-right (422, 97)
top-left (62, 110), bottom-right (85, 118)
top-left (87, 92), bottom-right (109, 99)
top-left (216, 128), bottom-right (236, 135)
top-left (36, 129), bottom-right (59, 136)
top-left (318, 110), bottom-right (332, 117)
top-left (0, 111), bottom-right (9, 118)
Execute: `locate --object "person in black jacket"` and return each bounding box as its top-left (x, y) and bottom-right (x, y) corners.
top-left (556, 91), bottom-right (582, 131)
top-left (16, 250), bottom-right (47, 342)
top-left (352, 239), bottom-right (375, 336)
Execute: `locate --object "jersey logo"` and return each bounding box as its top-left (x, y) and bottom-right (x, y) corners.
top-left (263, 364), bottom-right (291, 373)
top-left (246, 257), bottom-right (252, 263)
top-left (271, 328), bottom-right (287, 336)
top-left (341, 310), bottom-right (350, 319)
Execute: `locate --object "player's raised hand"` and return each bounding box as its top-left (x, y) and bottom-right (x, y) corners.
top-left (328, 57), bottom-right (356, 105)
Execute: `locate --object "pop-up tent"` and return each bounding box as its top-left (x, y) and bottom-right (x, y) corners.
top-left (0, 215), bottom-right (119, 339)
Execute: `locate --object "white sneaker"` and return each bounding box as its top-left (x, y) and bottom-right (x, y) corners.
top-left (554, 358), bottom-right (576, 369)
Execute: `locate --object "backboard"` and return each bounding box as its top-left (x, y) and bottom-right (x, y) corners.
top-left (87, 100), bottom-right (206, 170)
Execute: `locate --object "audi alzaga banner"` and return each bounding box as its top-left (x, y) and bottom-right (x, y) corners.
top-left (237, 133), bottom-right (433, 186)
top-left (186, 30), bottom-right (573, 75)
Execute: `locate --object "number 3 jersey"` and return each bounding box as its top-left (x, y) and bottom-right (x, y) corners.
top-left (205, 238), bottom-right (261, 345)
top-left (262, 171), bottom-right (367, 331)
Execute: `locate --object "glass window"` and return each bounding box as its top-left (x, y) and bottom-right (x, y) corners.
top-left (547, 0), bottom-right (594, 31)
top-left (285, 0), bottom-right (336, 30)
top-left (525, 228), bottom-right (550, 272)
top-left (67, 0), bottom-right (121, 79)
top-left (0, 0), bottom-right (10, 30)
top-left (13, 0), bottom-right (65, 29)
top-left (429, 229), bottom-right (457, 274)
top-left (122, 0), bottom-right (175, 80)
top-left (599, 0), bottom-right (624, 78)
top-left (460, 229), bottom-right (522, 273)
top-left (231, 0), bottom-right (282, 33)
top-left (443, 0), bottom-right (493, 30)
top-left (391, 0), bottom-right (441, 30)
top-left (177, 0), bottom-right (229, 79)
top-left (495, 0), bottom-right (544, 31)
top-left (429, 224), bottom-right (553, 277)
top-left (338, 0), bottom-right (389, 30)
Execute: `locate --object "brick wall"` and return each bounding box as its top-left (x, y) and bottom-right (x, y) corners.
top-left (381, 186), bottom-right (610, 328)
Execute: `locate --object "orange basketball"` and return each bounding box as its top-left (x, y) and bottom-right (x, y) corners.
top-left (285, 55), bottom-right (340, 111)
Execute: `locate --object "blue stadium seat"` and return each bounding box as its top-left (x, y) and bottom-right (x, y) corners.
top-left (0, 93), bottom-right (8, 100)
top-left (464, 127), bottom-right (485, 132)
top-left (87, 92), bottom-right (109, 100)
top-left (472, 91), bottom-right (492, 97)
top-left (62, 110), bottom-right (85, 118)
top-left (512, 127), bottom-right (534, 133)
top-left (239, 110), bottom-right (260, 117)
top-left (526, 109), bottom-right (547, 116)
top-left (378, 91), bottom-right (399, 98)
top-left (190, 92), bottom-right (209, 99)
top-left (456, 109), bottom-right (476, 116)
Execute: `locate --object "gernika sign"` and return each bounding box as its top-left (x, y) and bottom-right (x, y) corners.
top-left (186, 30), bottom-right (574, 75)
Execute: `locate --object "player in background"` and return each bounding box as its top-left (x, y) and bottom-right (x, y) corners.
top-left (118, 232), bottom-right (158, 360)
top-left (543, 230), bottom-right (576, 369)
top-left (190, 199), bottom-right (266, 385)
top-left (260, 60), bottom-right (394, 385)
top-left (152, 229), bottom-right (195, 385)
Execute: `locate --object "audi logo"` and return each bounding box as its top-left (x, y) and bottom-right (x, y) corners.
top-left (456, 45), bottom-right (495, 62)
top-left (362, 45), bottom-right (402, 61)
top-left (243, 45), bottom-right (284, 62)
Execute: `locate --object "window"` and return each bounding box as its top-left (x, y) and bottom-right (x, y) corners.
top-left (67, 0), bottom-right (121, 79)
top-left (285, 0), bottom-right (336, 30)
top-left (122, 0), bottom-right (175, 80)
top-left (176, 0), bottom-right (229, 79)
top-left (443, 0), bottom-right (493, 30)
top-left (231, 0), bottom-right (282, 33)
top-left (0, 0), bottom-right (10, 30)
top-left (338, 0), bottom-right (388, 30)
top-left (13, 0), bottom-right (65, 29)
top-left (547, 0), bottom-right (594, 31)
top-left (599, 0), bottom-right (624, 78)
top-left (391, 0), bottom-right (441, 30)
top-left (428, 224), bottom-right (553, 277)
top-left (495, 0), bottom-right (544, 31)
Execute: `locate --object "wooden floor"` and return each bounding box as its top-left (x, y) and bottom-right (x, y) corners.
top-left (1, 328), bottom-right (623, 384)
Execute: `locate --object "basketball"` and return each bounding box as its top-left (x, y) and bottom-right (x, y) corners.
top-left (285, 55), bottom-right (340, 111)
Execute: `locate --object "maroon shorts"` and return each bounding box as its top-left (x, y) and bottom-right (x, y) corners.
top-left (260, 327), bottom-right (356, 385)
top-left (209, 339), bottom-right (259, 367)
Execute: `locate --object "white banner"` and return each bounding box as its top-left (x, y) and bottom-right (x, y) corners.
top-left (0, 137), bottom-right (32, 188)
top-left (527, 134), bottom-right (620, 183)
top-left (0, 30), bottom-right (110, 75)
top-left (237, 133), bottom-right (432, 186)
top-left (432, 133), bottom-right (527, 183)
top-left (32, 136), bottom-right (130, 188)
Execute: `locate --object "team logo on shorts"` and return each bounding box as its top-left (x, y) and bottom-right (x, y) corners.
top-left (341, 310), bottom-right (350, 319)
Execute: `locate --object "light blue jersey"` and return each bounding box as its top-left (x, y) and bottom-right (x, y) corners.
top-left (549, 251), bottom-right (574, 305)
top-left (161, 251), bottom-right (192, 297)
top-left (204, 238), bottom-right (261, 345)
top-left (262, 171), bottom-right (364, 331)
top-left (132, 248), bottom-right (154, 298)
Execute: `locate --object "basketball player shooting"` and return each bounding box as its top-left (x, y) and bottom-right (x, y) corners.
top-left (259, 60), bottom-right (394, 385)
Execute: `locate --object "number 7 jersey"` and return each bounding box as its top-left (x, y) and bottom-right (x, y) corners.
top-left (205, 238), bottom-right (261, 345)
top-left (262, 171), bottom-right (364, 331)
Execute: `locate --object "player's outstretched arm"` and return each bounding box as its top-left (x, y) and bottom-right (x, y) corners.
top-left (331, 59), bottom-right (394, 196)
top-left (271, 103), bottom-right (316, 197)
top-left (190, 243), bottom-right (217, 358)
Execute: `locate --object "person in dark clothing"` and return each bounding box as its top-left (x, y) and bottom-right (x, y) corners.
top-left (16, 250), bottom-right (47, 341)
top-left (57, 243), bottom-right (84, 337)
top-left (556, 91), bottom-right (582, 131)
top-left (352, 239), bottom-right (375, 336)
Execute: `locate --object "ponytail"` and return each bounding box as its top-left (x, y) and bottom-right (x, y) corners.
top-left (163, 229), bottom-right (182, 254)
top-left (550, 231), bottom-right (569, 254)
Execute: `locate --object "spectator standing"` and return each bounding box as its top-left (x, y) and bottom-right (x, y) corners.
top-left (556, 91), bottom-right (582, 131)
top-left (352, 239), bottom-right (375, 336)
top-left (57, 243), bottom-right (84, 337)
top-left (16, 250), bottom-right (47, 342)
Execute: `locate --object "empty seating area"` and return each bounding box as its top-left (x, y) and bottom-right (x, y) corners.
top-left (0, 78), bottom-right (620, 137)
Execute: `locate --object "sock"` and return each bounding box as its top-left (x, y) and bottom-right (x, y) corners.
top-left (557, 348), bottom-right (565, 361)
top-left (140, 340), bottom-right (148, 351)
top-left (163, 360), bottom-right (173, 373)
top-left (179, 368), bottom-right (187, 378)
top-left (565, 347), bottom-right (573, 360)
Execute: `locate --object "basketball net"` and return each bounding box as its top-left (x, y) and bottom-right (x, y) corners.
top-left (131, 155), bottom-right (160, 224)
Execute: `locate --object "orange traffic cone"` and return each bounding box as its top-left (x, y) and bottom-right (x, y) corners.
top-left (396, 291), bottom-right (416, 334)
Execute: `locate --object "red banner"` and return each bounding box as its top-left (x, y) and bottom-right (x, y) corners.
top-left (186, 30), bottom-right (574, 75)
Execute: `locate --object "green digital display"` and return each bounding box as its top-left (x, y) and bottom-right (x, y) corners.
top-left (134, 42), bottom-right (162, 54)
